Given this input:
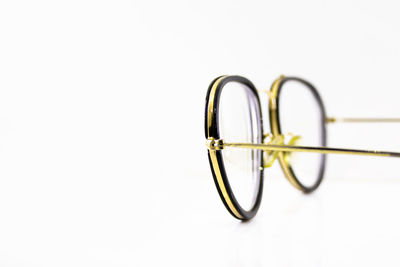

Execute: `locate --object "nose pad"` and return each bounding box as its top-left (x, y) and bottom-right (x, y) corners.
top-left (262, 133), bottom-right (302, 168)
top-left (283, 134), bottom-right (302, 165)
top-left (263, 151), bottom-right (279, 168)
top-left (262, 133), bottom-right (283, 168)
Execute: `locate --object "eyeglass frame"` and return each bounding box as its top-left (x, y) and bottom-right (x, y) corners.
top-left (205, 74), bottom-right (400, 220)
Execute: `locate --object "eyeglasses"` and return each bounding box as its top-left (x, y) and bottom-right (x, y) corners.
top-left (204, 75), bottom-right (400, 220)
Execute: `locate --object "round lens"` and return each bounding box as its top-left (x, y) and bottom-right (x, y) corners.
top-left (218, 81), bottom-right (263, 211)
top-left (276, 78), bottom-right (326, 189)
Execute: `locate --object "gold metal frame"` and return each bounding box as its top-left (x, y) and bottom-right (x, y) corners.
top-left (326, 117), bottom-right (400, 123)
top-left (207, 137), bottom-right (400, 158)
top-left (205, 74), bottom-right (400, 220)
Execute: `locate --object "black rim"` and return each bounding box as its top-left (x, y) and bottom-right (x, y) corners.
top-left (273, 76), bottom-right (327, 193)
top-left (205, 75), bottom-right (264, 220)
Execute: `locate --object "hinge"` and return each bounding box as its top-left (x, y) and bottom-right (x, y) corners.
top-left (206, 138), bottom-right (224, 151)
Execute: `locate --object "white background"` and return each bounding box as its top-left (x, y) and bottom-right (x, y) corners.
top-left (1, 0), bottom-right (400, 266)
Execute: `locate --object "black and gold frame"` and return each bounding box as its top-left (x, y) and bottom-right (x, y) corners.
top-left (204, 75), bottom-right (264, 220)
top-left (205, 74), bottom-right (400, 220)
top-left (269, 76), bottom-right (327, 193)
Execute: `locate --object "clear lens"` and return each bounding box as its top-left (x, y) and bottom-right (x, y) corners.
top-left (277, 80), bottom-right (325, 188)
top-left (218, 81), bottom-right (262, 211)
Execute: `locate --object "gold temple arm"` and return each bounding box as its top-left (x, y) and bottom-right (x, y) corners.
top-left (206, 138), bottom-right (400, 158)
top-left (326, 117), bottom-right (400, 123)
